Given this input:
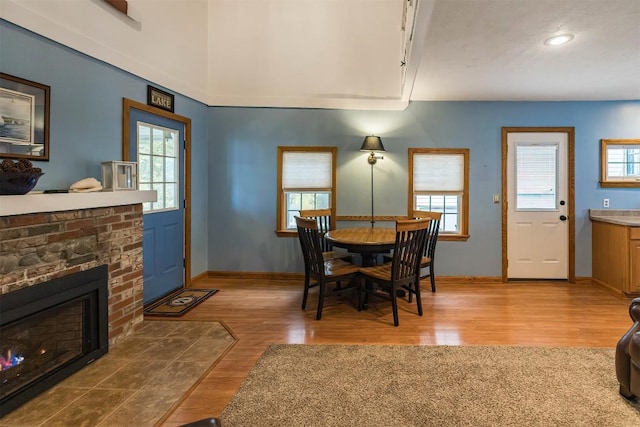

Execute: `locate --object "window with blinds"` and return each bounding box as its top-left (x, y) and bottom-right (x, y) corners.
top-left (409, 148), bottom-right (469, 238)
top-left (277, 147), bottom-right (337, 233)
top-left (515, 144), bottom-right (558, 210)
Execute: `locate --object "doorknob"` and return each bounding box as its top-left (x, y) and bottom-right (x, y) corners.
top-left (559, 215), bottom-right (567, 221)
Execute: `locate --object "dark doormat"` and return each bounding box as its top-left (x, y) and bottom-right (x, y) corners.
top-left (144, 288), bottom-right (219, 317)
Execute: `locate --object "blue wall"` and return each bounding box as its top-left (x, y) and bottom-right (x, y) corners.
top-left (3, 20), bottom-right (640, 279)
top-left (208, 102), bottom-right (640, 278)
top-left (0, 20), bottom-right (211, 276)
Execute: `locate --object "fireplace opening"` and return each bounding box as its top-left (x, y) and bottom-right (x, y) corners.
top-left (0, 265), bottom-right (108, 417)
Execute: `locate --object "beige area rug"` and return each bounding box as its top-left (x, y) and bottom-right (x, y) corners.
top-left (221, 344), bottom-right (640, 427)
top-left (0, 320), bottom-right (236, 427)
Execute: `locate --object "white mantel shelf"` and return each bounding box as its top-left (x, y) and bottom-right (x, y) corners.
top-left (0, 190), bottom-right (157, 217)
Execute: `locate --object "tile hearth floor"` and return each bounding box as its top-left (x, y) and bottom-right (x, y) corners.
top-left (0, 320), bottom-right (236, 427)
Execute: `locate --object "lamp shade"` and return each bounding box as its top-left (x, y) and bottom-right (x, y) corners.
top-left (360, 136), bottom-right (385, 152)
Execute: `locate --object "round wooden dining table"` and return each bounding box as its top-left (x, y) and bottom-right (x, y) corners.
top-left (325, 227), bottom-right (396, 267)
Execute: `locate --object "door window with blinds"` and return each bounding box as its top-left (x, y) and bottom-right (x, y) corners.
top-left (408, 148), bottom-right (469, 239)
top-left (277, 147), bottom-right (337, 234)
top-left (137, 122), bottom-right (179, 213)
top-left (515, 143), bottom-right (558, 210)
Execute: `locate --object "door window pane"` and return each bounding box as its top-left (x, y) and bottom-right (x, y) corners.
top-left (166, 183), bottom-right (177, 208)
top-left (152, 156), bottom-right (164, 182)
top-left (139, 154), bottom-right (151, 183)
top-left (137, 122), bottom-right (179, 213)
top-left (152, 129), bottom-right (164, 155)
top-left (138, 127), bottom-right (151, 154)
top-left (139, 183), bottom-right (152, 211)
top-left (165, 157), bottom-right (176, 182)
top-left (152, 183), bottom-right (165, 210)
top-left (165, 131), bottom-right (176, 157)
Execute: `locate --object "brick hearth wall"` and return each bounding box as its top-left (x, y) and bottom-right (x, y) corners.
top-left (0, 204), bottom-right (144, 344)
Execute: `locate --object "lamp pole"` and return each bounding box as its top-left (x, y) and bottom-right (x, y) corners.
top-left (370, 161), bottom-right (375, 228)
top-left (360, 136), bottom-right (385, 229)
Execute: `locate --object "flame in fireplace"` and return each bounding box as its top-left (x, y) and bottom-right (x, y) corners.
top-left (1, 349), bottom-right (25, 371)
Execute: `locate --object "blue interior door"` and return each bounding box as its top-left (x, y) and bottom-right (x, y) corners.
top-left (129, 109), bottom-right (185, 304)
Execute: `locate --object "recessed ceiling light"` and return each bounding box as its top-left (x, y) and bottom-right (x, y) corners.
top-left (544, 34), bottom-right (575, 46)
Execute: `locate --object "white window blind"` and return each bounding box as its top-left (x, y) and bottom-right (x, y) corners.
top-left (413, 154), bottom-right (464, 191)
top-left (283, 152), bottom-right (332, 189)
top-left (516, 144), bottom-right (557, 209)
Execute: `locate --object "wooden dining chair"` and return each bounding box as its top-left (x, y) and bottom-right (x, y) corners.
top-left (413, 210), bottom-right (442, 294)
top-left (358, 219), bottom-right (430, 326)
top-left (295, 216), bottom-right (360, 320)
top-left (298, 209), bottom-right (352, 262)
top-left (383, 211), bottom-right (441, 297)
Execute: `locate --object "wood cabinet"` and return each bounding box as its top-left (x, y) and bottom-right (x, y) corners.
top-left (631, 228), bottom-right (640, 293)
top-left (592, 220), bottom-right (640, 297)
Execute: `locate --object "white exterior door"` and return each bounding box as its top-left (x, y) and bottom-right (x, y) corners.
top-left (506, 132), bottom-right (569, 279)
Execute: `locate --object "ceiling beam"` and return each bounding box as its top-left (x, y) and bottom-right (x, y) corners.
top-left (401, 0), bottom-right (436, 103)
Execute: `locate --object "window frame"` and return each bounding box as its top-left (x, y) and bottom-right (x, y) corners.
top-left (408, 148), bottom-right (470, 241)
top-left (276, 146), bottom-right (337, 237)
top-left (600, 139), bottom-right (640, 188)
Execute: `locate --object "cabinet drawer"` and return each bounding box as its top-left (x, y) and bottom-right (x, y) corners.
top-left (631, 228), bottom-right (640, 240)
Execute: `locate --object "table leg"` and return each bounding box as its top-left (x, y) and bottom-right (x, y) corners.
top-left (360, 252), bottom-right (377, 267)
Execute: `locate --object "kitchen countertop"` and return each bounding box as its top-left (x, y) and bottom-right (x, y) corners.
top-left (589, 209), bottom-right (640, 226)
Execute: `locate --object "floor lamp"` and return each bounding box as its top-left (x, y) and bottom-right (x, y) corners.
top-left (360, 136), bottom-right (385, 228)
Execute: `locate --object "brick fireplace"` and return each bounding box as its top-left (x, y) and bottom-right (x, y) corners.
top-left (0, 191), bottom-right (155, 416)
top-left (0, 191), bottom-right (155, 345)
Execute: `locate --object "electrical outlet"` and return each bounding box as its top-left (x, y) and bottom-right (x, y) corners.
top-left (603, 198), bottom-right (610, 208)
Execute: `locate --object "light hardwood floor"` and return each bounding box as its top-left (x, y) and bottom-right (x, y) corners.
top-left (161, 277), bottom-right (635, 426)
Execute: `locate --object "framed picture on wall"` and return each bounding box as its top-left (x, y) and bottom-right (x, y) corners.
top-left (0, 73), bottom-right (50, 161)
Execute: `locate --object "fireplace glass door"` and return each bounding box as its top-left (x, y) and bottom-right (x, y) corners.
top-left (0, 264), bottom-right (108, 417)
top-left (1, 298), bottom-right (85, 402)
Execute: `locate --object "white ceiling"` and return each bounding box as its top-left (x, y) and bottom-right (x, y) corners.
top-left (206, 0), bottom-right (640, 109)
top-left (410, 0), bottom-right (640, 101)
top-left (3, 0), bottom-right (638, 110)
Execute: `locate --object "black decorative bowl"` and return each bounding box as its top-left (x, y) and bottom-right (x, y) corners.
top-left (0, 172), bottom-right (44, 195)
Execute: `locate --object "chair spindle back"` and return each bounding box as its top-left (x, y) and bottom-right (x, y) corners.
top-left (295, 216), bottom-right (326, 280)
top-left (413, 211), bottom-right (442, 259)
top-left (299, 209), bottom-right (334, 253)
top-left (391, 219), bottom-right (431, 286)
